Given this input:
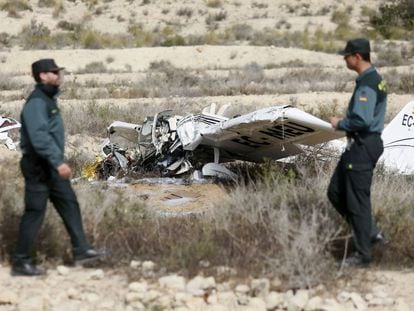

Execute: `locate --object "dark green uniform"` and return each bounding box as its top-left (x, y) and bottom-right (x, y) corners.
top-left (14, 84), bottom-right (91, 264)
top-left (328, 66), bottom-right (386, 263)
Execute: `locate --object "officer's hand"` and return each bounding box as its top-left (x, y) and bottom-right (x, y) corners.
top-left (57, 163), bottom-right (72, 179)
top-left (330, 117), bottom-right (341, 129)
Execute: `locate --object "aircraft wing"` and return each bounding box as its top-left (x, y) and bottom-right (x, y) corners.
top-left (178, 105), bottom-right (344, 162)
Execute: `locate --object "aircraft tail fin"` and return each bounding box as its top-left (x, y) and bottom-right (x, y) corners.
top-left (380, 101), bottom-right (414, 173)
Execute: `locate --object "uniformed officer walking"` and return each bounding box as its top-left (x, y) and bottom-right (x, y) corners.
top-left (328, 38), bottom-right (387, 267)
top-left (12, 59), bottom-right (105, 276)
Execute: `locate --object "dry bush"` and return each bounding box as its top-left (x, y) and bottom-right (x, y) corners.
top-left (19, 19), bottom-right (51, 49)
top-left (60, 101), bottom-right (139, 136)
top-left (38, 0), bottom-right (56, 7)
top-left (372, 171), bottom-right (414, 265)
top-left (76, 61), bottom-right (108, 74)
top-left (2, 153), bottom-right (414, 285)
top-left (383, 71), bottom-right (414, 94)
top-left (0, 157), bottom-right (24, 262)
top-left (176, 7), bottom-right (193, 18)
top-left (206, 0), bottom-right (222, 8)
top-left (376, 43), bottom-right (405, 66)
top-left (0, 0), bottom-right (32, 18)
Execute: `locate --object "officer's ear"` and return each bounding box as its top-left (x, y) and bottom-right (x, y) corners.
top-left (354, 53), bottom-right (363, 61)
top-left (38, 72), bottom-right (48, 83)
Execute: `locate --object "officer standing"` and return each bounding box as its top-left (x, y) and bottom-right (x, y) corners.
top-left (328, 38), bottom-right (387, 267)
top-left (12, 59), bottom-right (105, 276)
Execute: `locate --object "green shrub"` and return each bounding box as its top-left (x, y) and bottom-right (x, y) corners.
top-left (19, 19), bottom-right (51, 49)
top-left (370, 0), bottom-right (414, 39)
top-left (77, 61), bottom-right (108, 74)
top-left (206, 0), bottom-right (222, 8)
top-left (38, 0), bottom-right (56, 7)
top-left (176, 7), bottom-right (193, 18)
top-left (128, 23), bottom-right (155, 47)
top-left (0, 0), bottom-right (32, 12)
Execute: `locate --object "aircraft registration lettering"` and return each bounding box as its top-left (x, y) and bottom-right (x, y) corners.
top-left (231, 135), bottom-right (271, 149)
top-left (231, 122), bottom-right (315, 148)
top-left (259, 121), bottom-right (315, 140)
top-left (402, 114), bottom-right (414, 127)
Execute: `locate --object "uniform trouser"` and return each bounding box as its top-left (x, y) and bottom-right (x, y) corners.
top-left (327, 134), bottom-right (383, 262)
top-left (14, 156), bottom-right (90, 263)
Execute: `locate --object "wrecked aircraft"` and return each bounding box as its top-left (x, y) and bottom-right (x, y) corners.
top-left (87, 104), bottom-right (344, 180)
top-left (0, 116), bottom-right (21, 150)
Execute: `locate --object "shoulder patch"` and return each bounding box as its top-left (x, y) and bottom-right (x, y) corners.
top-left (358, 90), bottom-right (368, 102)
top-left (378, 80), bottom-right (387, 92)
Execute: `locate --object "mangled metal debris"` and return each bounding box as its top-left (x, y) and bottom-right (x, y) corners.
top-left (0, 116), bottom-right (21, 150)
top-left (85, 104), bottom-right (343, 180)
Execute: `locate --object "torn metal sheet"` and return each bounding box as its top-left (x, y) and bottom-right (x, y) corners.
top-left (87, 104), bottom-right (345, 181)
top-left (0, 116), bottom-right (21, 150)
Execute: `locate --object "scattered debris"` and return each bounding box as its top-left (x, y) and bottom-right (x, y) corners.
top-left (85, 104), bottom-right (343, 181)
top-left (0, 116), bottom-right (20, 150)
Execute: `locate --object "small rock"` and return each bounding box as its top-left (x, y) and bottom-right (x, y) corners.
top-left (393, 298), bottom-right (410, 311)
top-left (199, 260), bottom-right (210, 268)
top-left (186, 276), bottom-right (216, 295)
top-left (18, 296), bottom-right (49, 311)
top-left (128, 281), bottom-right (148, 293)
top-left (57, 265), bottom-right (70, 276)
top-left (130, 260), bottom-right (141, 269)
top-left (52, 301), bottom-right (81, 311)
top-left (235, 284), bottom-right (250, 294)
top-left (67, 288), bottom-right (79, 300)
top-left (207, 291), bottom-right (218, 304)
top-left (349, 292), bottom-right (367, 310)
top-left (129, 300), bottom-right (146, 310)
top-left (271, 277), bottom-right (282, 289)
top-left (248, 297), bottom-right (267, 310)
top-left (250, 278), bottom-right (270, 299)
top-left (142, 261), bottom-right (155, 277)
top-left (204, 303), bottom-right (228, 311)
top-left (185, 296), bottom-right (205, 310)
top-left (288, 289), bottom-right (309, 311)
top-left (0, 289), bottom-right (18, 305)
top-left (235, 291), bottom-right (249, 306)
top-left (217, 291), bottom-right (238, 308)
top-left (98, 300), bottom-right (116, 310)
top-left (317, 298), bottom-right (345, 311)
top-left (265, 291), bottom-right (284, 310)
top-left (89, 269), bottom-right (104, 280)
top-left (216, 266), bottom-right (237, 276)
top-left (141, 290), bottom-right (161, 304)
top-left (159, 275), bottom-right (186, 292)
top-left (125, 292), bottom-right (141, 304)
top-left (85, 293), bottom-right (100, 303)
top-left (304, 296), bottom-right (323, 311)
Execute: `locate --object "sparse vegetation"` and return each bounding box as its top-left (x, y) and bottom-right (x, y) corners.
top-left (206, 0), bottom-right (222, 8)
top-left (176, 7), bottom-right (193, 18)
top-left (38, 0), bottom-right (56, 7)
top-left (0, 0), bottom-right (32, 17)
top-left (2, 153), bottom-right (414, 286)
top-left (370, 0), bottom-right (414, 39)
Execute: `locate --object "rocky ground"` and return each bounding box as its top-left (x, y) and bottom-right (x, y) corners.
top-left (0, 261), bottom-right (413, 311)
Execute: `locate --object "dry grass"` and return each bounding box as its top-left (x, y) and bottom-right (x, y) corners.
top-left (1, 149), bottom-right (414, 287)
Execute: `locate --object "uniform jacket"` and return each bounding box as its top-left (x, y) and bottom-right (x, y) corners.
top-left (20, 84), bottom-right (64, 169)
top-left (337, 66), bottom-right (387, 134)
